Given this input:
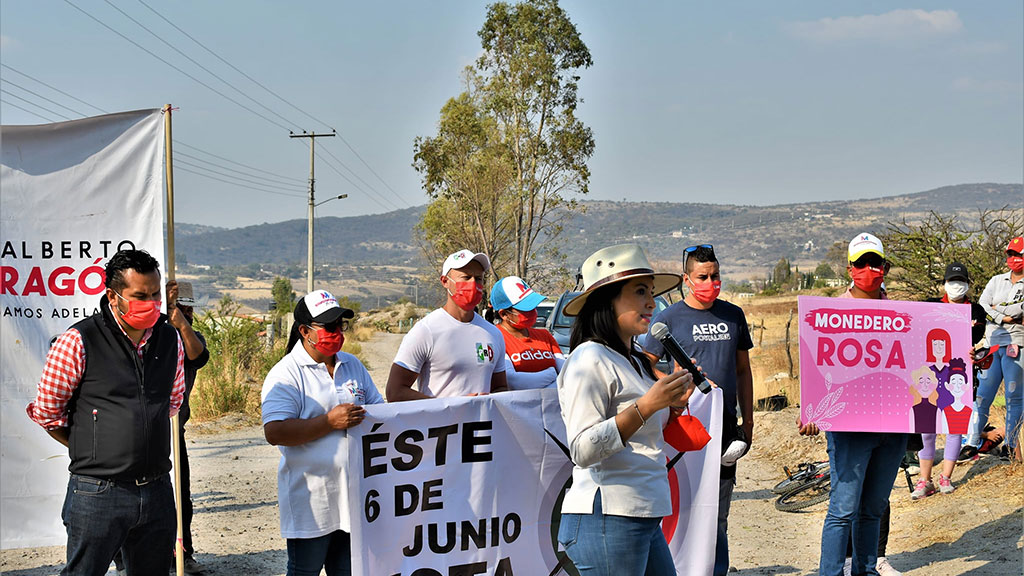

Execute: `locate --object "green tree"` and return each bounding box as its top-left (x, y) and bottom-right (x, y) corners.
top-left (813, 262), bottom-right (836, 279)
top-left (271, 277), bottom-right (295, 316)
top-left (414, 0), bottom-right (595, 280)
top-left (882, 207), bottom-right (1023, 299)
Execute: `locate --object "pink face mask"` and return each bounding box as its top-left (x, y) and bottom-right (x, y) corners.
top-left (308, 326), bottom-right (343, 357)
top-left (687, 278), bottom-right (721, 304)
top-left (850, 266), bottom-right (885, 293)
top-left (445, 278), bottom-right (484, 311)
top-left (114, 292), bottom-right (161, 330)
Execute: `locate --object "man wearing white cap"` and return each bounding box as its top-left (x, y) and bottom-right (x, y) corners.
top-left (386, 249), bottom-right (508, 401)
top-left (799, 232), bottom-right (906, 576)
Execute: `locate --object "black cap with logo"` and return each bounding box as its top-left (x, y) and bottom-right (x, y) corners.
top-left (943, 262), bottom-right (970, 283)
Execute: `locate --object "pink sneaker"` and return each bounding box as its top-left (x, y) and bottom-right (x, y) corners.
top-left (911, 478), bottom-right (935, 500)
top-left (938, 474), bottom-right (955, 494)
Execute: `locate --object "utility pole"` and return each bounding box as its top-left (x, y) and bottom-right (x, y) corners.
top-left (290, 130), bottom-right (336, 293)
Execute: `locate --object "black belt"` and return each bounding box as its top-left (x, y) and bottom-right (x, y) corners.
top-left (75, 472), bottom-right (166, 486)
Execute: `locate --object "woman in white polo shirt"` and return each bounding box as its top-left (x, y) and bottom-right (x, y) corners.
top-left (261, 290), bottom-right (383, 576)
top-left (556, 244), bottom-right (694, 576)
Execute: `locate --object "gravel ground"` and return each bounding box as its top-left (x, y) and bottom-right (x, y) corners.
top-left (3, 333), bottom-right (1022, 575)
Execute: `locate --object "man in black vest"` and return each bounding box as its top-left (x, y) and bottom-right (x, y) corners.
top-left (27, 249), bottom-right (184, 576)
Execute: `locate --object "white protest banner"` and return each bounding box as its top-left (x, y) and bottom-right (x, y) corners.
top-left (347, 387), bottom-right (722, 576)
top-left (0, 109), bottom-right (166, 548)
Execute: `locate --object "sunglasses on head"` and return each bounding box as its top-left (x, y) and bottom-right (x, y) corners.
top-left (311, 319), bottom-right (350, 333)
top-left (684, 244), bottom-right (714, 253)
top-left (851, 254), bottom-right (886, 269)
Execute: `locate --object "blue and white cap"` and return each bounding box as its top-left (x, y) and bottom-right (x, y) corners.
top-left (490, 276), bottom-right (547, 312)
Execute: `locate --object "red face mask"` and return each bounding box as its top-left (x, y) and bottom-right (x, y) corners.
top-left (445, 278), bottom-right (484, 311)
top-left (308, 326), bottom-right (343, 357)
top-left (114, 292), bottom-right (161, 330)
top-left (1007, 256), bottom-right (1024, 273)
top-left (687, 278), bottom-right (721, 304)
top-left (506, 309), bottom-right (537, 330)
top-left (850, 266), bottom-right (885, 293)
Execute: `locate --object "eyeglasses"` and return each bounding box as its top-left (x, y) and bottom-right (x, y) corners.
top-left (311, 319), bottom-right (350, 333)
top-left (684, 244), bottom-right (714, 253)
top-left (851, 254), bottom-right (886, 269)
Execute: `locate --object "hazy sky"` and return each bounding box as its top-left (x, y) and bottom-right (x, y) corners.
top-left (2, 1), bottom-right (1021, 228)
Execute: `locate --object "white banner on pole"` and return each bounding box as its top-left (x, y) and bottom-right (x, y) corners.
top-left (0, 109), bottom-right (166, 549)
top-left (347, 388), bottom-right (722, 576)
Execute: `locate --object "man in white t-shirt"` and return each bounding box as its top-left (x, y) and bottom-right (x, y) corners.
top-left (386, 249), bottom-right (508, 400)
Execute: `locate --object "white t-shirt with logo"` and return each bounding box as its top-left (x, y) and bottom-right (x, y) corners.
top-left (393, 308), bottom-right (507, 397)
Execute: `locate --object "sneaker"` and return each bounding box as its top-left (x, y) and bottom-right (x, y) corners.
top-left (843, 557), bottom-right (853, 576)
top-left (937, 474), bottom-right (955, 495)
top-left (876, 556), bottom-right (903, 576)
top-left (910, 478), bottom-right (935, 500)
top-left (957, 444), bottom-right (978, 462)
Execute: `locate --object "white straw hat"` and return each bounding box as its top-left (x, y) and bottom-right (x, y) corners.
top-left (564, 244), bottom-right (681, 316)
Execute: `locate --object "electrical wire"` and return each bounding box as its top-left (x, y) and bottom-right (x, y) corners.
top-left (63, 0), bottom-right (294, 132)
top-left (174, 140), bottom-right (305, 184)
top-left (1, 64), bottom-right (109, 114)
top-left (103, 0), bottom-right (301, 131)
top-left (1, 99), bottom-right (60, 123)
top-left (175, 165), bottom-right (306, 199)
top-left (314, 151), bottom-right (397, 212)
top-left (176, 151), bottom-right (307, 189)
top-left (2, 79), bottom-right (91, 118)
top-left (134, 0), bottom-right (412, 208)
top-left (176, 158), bottom-right (307, 194)
top-left (0, 89), bottom-right (74, 121)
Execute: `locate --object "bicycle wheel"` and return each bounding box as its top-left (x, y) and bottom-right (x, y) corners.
top-left (774, 477), bottom-right (831, 512)
top-left (772, 462), bottom-right (829, 495)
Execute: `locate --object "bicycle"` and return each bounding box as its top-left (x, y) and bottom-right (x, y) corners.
top-left (772, 461), bottom-right (831, 512)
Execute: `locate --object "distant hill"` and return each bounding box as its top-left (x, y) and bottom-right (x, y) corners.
top-left (178, 183), bottom-right (1021, 275)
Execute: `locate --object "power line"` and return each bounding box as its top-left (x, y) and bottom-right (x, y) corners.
top-left (135, 0), bottom-right (331, 133)
top-left (103, 0), bottom-right (301, 131)
top-left (174, 140), bottom-right (306, 184)
top-left (318, 145), bottom-right (398, 208)
top-left (3, 79), bottom-right (90, 118)
top-left (1, 64), bottom-right (109, 114)
top-left (0, 89), bottom-right (73, 121)
top-left (331, 136), bottom-right (411, 208)
top-left (314, 151), bottom-right (397, 212)
top-left (1, 99), bottom-right (60, 123)
top-left (176, 151), bottom-right (306, 189)
top-left (176, 158), bottom-right (307, 195)
top-left (134, 0), bottom-right (410, 208)
top-left (63, 0), bottom-right (293, 132)
top-left (175, 165), bottom-right (306, 199)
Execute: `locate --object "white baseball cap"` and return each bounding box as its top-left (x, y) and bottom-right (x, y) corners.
top-left (848, 232), bottom-right (885, 263)
top-left (441, 249), bottom-right (491, 277)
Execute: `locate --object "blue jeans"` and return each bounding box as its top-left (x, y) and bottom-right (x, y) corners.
top-left (967, 346), bottom-right (1024, 449)
top-left (714, 477), bottom-right (736, 576)
top-left (557, 497), bottom-right (674, 576)
top-left (286, 530), bottom-right (351, 576)
top-left (61, 473), bottom-right (175, 576)
top-left (819, 432), bottom-right (906, 576)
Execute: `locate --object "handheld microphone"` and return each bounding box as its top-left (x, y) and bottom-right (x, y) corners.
top-left (650, 322), bottom-right (710, 394)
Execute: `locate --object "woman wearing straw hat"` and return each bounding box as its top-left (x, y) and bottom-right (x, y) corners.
top-left (556, 244), bottom-right (695, 575)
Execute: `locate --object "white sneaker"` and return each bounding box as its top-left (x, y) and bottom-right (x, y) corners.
top-left (843, 557), bottom-right (852, 576)
top-left (876, 556), bottom-right (903, 576)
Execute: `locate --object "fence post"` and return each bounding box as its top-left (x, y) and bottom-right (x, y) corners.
top-left (785, 309), bottom-right (795, 378)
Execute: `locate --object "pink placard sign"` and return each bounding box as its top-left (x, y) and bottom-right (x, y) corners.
top-left (798, 295), bottom-right (974, 434)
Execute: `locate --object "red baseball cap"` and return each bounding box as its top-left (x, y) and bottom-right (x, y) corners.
top-left (1006, 236), bottom-right (1023, 254)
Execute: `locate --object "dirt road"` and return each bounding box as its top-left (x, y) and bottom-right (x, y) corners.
top-left (3, 332), bottom-right (1021, 575)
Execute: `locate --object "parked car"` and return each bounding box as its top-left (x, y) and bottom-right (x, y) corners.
top-left (546, 290), bottom-right (672, 373)
top-left (533, 301), bottom-right (554, 329)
